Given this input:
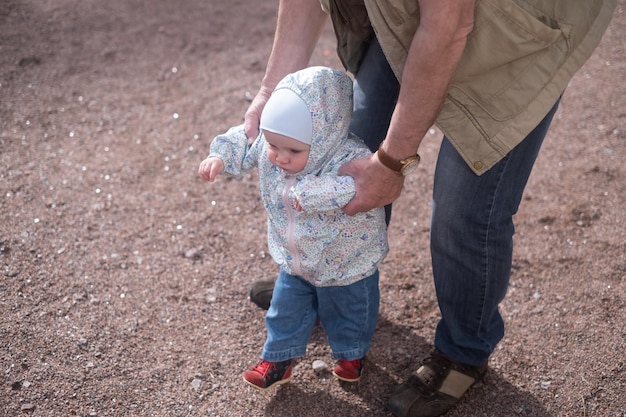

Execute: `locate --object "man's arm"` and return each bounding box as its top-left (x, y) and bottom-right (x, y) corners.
top-left (244, 0), bottom-right (328, 140)
top-left (340, 0), bottom-right (475, 215)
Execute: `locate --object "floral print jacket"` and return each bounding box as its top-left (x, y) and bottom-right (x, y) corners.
top-left (208, 67), bottom-right (388, 287)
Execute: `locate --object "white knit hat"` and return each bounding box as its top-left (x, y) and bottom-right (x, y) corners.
top-left (260, 88), bottom-right (313, 145)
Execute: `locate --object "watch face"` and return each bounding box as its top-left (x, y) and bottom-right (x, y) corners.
top-left (401, 158), bottom-right (420, 176)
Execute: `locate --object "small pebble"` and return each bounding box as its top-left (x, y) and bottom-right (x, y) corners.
top-left (184, 247), bottom-right (202, 259)
top-left (312, 360), bottom-right (328, 372)
top-left (21, 403), bottom-right (35, 411)
top-left (192, 378), bottom-right (202, 390)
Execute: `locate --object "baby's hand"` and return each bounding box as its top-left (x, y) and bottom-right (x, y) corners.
top-left (198, 157), bottom-right (224, 182)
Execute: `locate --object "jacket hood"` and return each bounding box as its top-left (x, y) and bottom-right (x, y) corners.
top-left (264, 66), bottom-right (353, 175)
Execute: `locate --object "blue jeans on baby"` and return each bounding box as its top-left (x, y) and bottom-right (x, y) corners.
top-left (262, 269), bottom-right (380, 362)
top-left (350, 38), bottom-right (559, 366)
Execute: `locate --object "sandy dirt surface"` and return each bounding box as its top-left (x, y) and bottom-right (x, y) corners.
top-left (1, 0), bottom-right (625, 416)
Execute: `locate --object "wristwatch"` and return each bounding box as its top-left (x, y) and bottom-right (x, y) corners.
top-left (376, 143), bottom-right (421, 176)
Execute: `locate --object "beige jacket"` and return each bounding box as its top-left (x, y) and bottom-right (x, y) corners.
top-left (321, 0), bottom-right (616, 174)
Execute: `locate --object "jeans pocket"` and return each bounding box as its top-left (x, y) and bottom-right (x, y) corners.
top-left (451, 0), bottom-right (571, 121)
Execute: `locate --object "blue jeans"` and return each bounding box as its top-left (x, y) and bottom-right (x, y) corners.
top-left (350, 38), bottom-right (559, 366)
top-left (262, 269), bottom-right (380, 362)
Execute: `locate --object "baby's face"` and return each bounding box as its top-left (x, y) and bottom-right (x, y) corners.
top-left (263, 130), bottom-right (310, 174)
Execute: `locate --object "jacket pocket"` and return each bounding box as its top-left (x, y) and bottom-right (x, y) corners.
top-left (370, 0), bottom-right (419, 39)
top-left (451, 0), bottom-right (571, 121)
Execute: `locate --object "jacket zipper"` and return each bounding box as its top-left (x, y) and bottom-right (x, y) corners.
top-left (282, 176), bottom-right (302, 277)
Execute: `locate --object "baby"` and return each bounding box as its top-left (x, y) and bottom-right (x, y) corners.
top-left (198, 66), bottom-right (388, 389)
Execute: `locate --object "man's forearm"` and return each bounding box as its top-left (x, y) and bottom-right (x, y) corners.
top-left (383, 0), bottom-right (475, 159)
top-left (260, 0), bottom-right (328, 97)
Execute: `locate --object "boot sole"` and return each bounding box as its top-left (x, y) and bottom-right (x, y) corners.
top-left (242, 375), bottom-right (291, 390)
top-left (332, 370), bottom-right (361, 382)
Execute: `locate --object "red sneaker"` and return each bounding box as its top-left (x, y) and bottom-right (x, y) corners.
top-left (332, 358), bottom-right (364, 382)
top-left (243, 359), bottom-right (293, 389)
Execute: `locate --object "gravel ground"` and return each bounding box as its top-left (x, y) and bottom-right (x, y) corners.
top-left (1, 0), bottom-right (625, 416)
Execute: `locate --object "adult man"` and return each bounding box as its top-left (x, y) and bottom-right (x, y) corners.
top-left (243, 0), bottom-right (615, 415)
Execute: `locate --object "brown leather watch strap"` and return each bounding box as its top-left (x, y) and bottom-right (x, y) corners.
top-left (376, 145), bottom-right (403, 174)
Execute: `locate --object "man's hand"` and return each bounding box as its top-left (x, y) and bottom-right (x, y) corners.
top-left (198, 157), bottom-right (225, 182)
top-left (243, 87), bottom-right (273, 143)
top-left (338, 153), bottom-right (404, 215)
